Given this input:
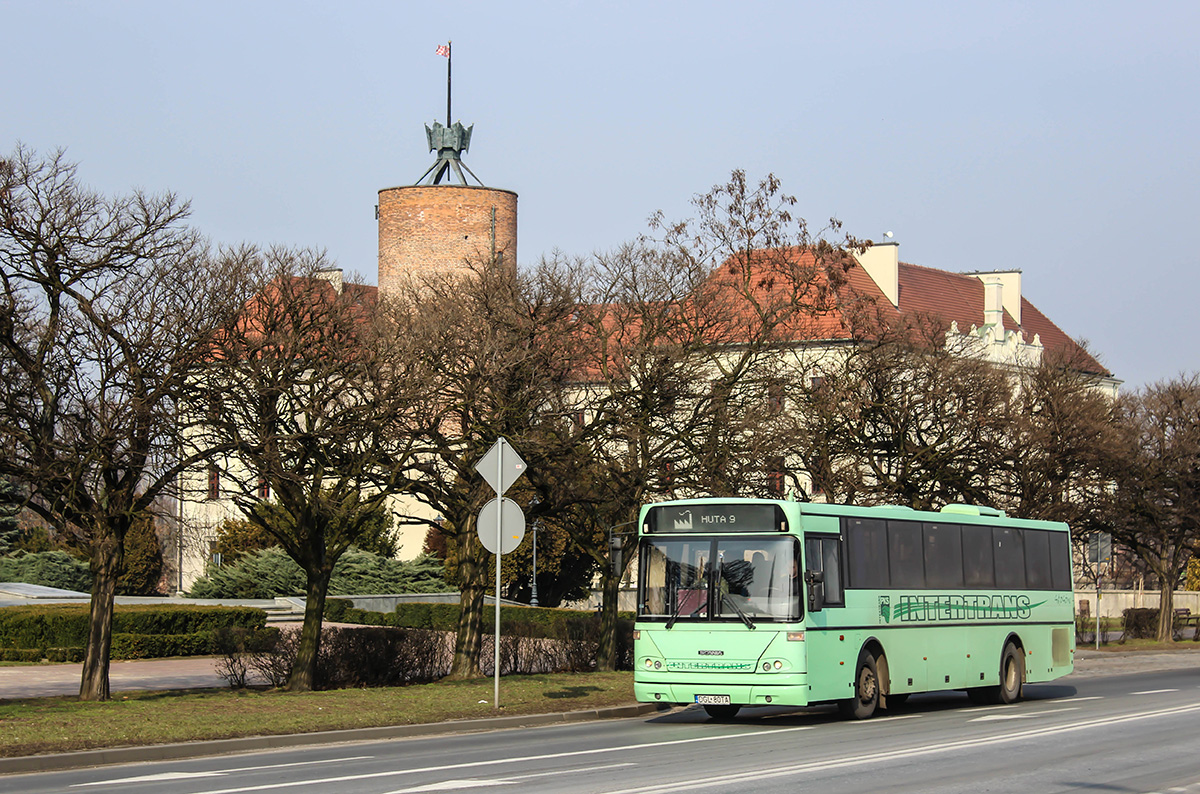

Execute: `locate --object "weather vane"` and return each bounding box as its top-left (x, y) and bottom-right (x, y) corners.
top-left (417, 41), bottom-right (483, 186)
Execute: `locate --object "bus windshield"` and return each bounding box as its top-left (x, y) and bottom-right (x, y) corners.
top-left (639, 536), bottom-right (801, 624)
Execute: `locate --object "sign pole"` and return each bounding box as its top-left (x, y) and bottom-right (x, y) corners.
top-left (494, 443), bottom-right (503, 708)
top-left (473, 437), bottom-right (527, 712)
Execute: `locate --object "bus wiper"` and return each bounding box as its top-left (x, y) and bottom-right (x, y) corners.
top-left (713, 554), bottom-right (755, 630)
top-left (720, 592), bottom-right (756, 630)
top-left (665, 590), bottom-right (687, 630)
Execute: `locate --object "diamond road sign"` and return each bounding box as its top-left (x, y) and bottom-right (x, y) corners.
top-left (475, 438), bottom-right (527, 496)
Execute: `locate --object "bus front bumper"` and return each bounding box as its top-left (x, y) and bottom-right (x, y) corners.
top-left (635, 679), bottom-right (810, 708)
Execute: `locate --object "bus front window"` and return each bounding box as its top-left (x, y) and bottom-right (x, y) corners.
top-left (639, 537), bottom-right (800, 623)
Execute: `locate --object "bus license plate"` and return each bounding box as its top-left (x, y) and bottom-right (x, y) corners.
top-left (695, 694), bottom-right (731, 705)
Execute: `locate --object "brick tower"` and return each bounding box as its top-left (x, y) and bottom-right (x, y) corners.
top-left (377, 120), bottom-right (517, 294)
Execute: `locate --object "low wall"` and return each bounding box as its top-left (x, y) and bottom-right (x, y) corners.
top-left (332, 592), bottom-right (524, 614)
top-left (1075, 589), bottom-right (1200, 619)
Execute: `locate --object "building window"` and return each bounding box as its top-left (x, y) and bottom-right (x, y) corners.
top-left (767, 382), bottom-right (785, 415)
top-left (207, 466), bottom-right (220, 500)
top-left (768, 458), bottom-right (786, 496)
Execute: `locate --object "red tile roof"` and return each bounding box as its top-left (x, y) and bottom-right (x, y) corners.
top-left (694, 249), bottom-right (1108, 376)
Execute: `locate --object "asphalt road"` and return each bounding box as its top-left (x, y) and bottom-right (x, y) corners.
top-left (5, 665), bottom-right (1199, 794)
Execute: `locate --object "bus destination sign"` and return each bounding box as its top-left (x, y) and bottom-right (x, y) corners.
top-left (645, 503), bottom-right (786, 534)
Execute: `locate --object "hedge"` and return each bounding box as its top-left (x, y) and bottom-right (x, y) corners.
top-left (324, 598), bottom-right (634, 639)
top-left (1122, 606), bottom-right (1195, 641)
top-left (0, 604), bottom-right (267, 661)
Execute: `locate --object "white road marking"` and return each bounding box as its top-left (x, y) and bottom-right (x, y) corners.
top-left (1064, 696), bottom-right (1103, 702)
top-left (1132, 689), bottom-right (1179, 695)
top-left (72, 756), bottom-right (375, 787)
top-left (167, 727), bottom-right (814, 794)
top-left (970, 707), bottom-right (1079, 722)
top-left (606, 703), bottom-right (1200, 794)
top-left (380, 764), bottom-right (636, 793)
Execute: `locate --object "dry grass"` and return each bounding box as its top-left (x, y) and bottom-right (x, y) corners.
top-left (0, 672), bottom-right (634, 758)
top-left (1095, 638), bottom-right (1200, 652)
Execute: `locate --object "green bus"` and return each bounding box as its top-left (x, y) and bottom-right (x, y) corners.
top-left (633, 498), bottom-right (1075, 719)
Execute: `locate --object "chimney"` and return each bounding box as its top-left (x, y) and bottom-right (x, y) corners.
top-left (983, 279), bottom-right (1003, 327)
top-left (969, 270), bottom-right (1021, 326)
top-left (315, 267), bottom-right (344, 295)
top-left (853, 241), bottom-right (899, 307)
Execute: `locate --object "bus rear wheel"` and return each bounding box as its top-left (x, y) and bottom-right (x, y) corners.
top-left (703, 704), bottom-right (740, 720)
top-left (968, 641), bottom-right (1024, 705)
top-left (998, 642), bottom-right (1024, 704)
top-left (839, 649), bottom-right (880, 720)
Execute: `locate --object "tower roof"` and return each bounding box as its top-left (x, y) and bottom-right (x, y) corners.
top-left (416, 121), bottom-right (485, 186)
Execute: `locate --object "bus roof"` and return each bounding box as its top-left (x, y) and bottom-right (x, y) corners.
top-left (640, 497), bottom-right (1070, 532)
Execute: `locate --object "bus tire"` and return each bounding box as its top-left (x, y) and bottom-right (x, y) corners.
top-left (998, 642), bottom-right (1024, 704)
top-left (839, 649), bottom-right (880, 720)
top-left (703, 704), bottom-right (740, 720)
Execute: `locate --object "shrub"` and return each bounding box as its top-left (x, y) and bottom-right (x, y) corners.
top-left (116, 515), bottom-right (164, 596)
top-left (330, 601), bottom-right (636, 673)
top-left (212, 626), bottom-right (282, 688)
top-left (188, 548), bottom-right (452, 599)
top-left (1122, 607), bottom-right (1160, 640)
top-left (0, 550), bottom-right (91, 592)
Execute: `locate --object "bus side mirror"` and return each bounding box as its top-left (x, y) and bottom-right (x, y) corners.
top-left (804, 570), bottom-right (824, 613)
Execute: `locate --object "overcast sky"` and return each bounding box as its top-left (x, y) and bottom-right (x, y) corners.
top-left (4, 1), bottom-right (1196, 389)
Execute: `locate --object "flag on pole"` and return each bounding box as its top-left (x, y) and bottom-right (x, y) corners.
top-left (436, 44), bottom-right (450, 57)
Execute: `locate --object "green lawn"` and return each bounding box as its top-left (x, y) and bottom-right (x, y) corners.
top-left (0, 671), bottom-right (635, 758)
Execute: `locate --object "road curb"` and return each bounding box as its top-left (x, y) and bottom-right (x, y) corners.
top-left (0, 702), bottom-right (666, 776)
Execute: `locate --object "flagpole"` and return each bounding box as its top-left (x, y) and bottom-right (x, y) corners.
top-left (446, 41), bottom-right (452, 127)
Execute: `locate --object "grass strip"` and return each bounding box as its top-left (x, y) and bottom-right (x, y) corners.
top-left (0, 671), bottom-right (634, 758)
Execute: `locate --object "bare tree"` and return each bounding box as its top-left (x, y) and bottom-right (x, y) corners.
top-left (1099, 375), bottom-right (1200, 641)
top-left (189, 249), bottom-right (427, 690)
top-left (796, 315), bottom-right (1015, 508)
top-left (381, 254), bottom-right (586, 679)
top-left (0, 145), bottom-right (245, 699)
top-left (1003, 346), bottom-right (1120, 526)
top-left (566, 171), bottom-right (862, 668)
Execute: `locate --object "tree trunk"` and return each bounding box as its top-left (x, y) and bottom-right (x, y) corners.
top-left (596, 568), bottom-right (619, 672)
top-left (449, 580), bottom-right (486, 679)
top-left (287, 569), bottom-right (331, 691)
top-left (1157, 578), bottom-right (1175, 643)
top-left (79, 531), bottom-right (122, 701)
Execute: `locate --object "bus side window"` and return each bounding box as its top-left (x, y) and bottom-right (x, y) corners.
top-left (805, 535), bottom-right (844, 606)
top-left (962, 525), bottom-right (995, 588)
top-left (993, 527), bottom-right (1026, 589)
top-left (1048, 531), bottom-right (1072, 591)
top-left (1024, 529), bottom-right (1053, 590)
top-left (888, 521), bottom-right (925, 589)
top-left (845, 518), bottom-right (889, 589)
top-left (924, 523), bottom-right (964, 589)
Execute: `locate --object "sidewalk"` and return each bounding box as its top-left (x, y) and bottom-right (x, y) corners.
top-left (0, 656), bottom-right (228, 700)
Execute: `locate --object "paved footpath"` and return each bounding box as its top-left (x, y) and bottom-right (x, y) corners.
top-left (0, 656), bottom-right (229, 699)
top-left (3, 646), bottom-right (1199, 700)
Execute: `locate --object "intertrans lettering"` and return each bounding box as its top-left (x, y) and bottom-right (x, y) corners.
top-left (890, 594), bottom-right (1044, 622)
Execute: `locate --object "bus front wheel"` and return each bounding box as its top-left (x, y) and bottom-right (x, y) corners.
top-left (839, 649), bottom-right (880, 720)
